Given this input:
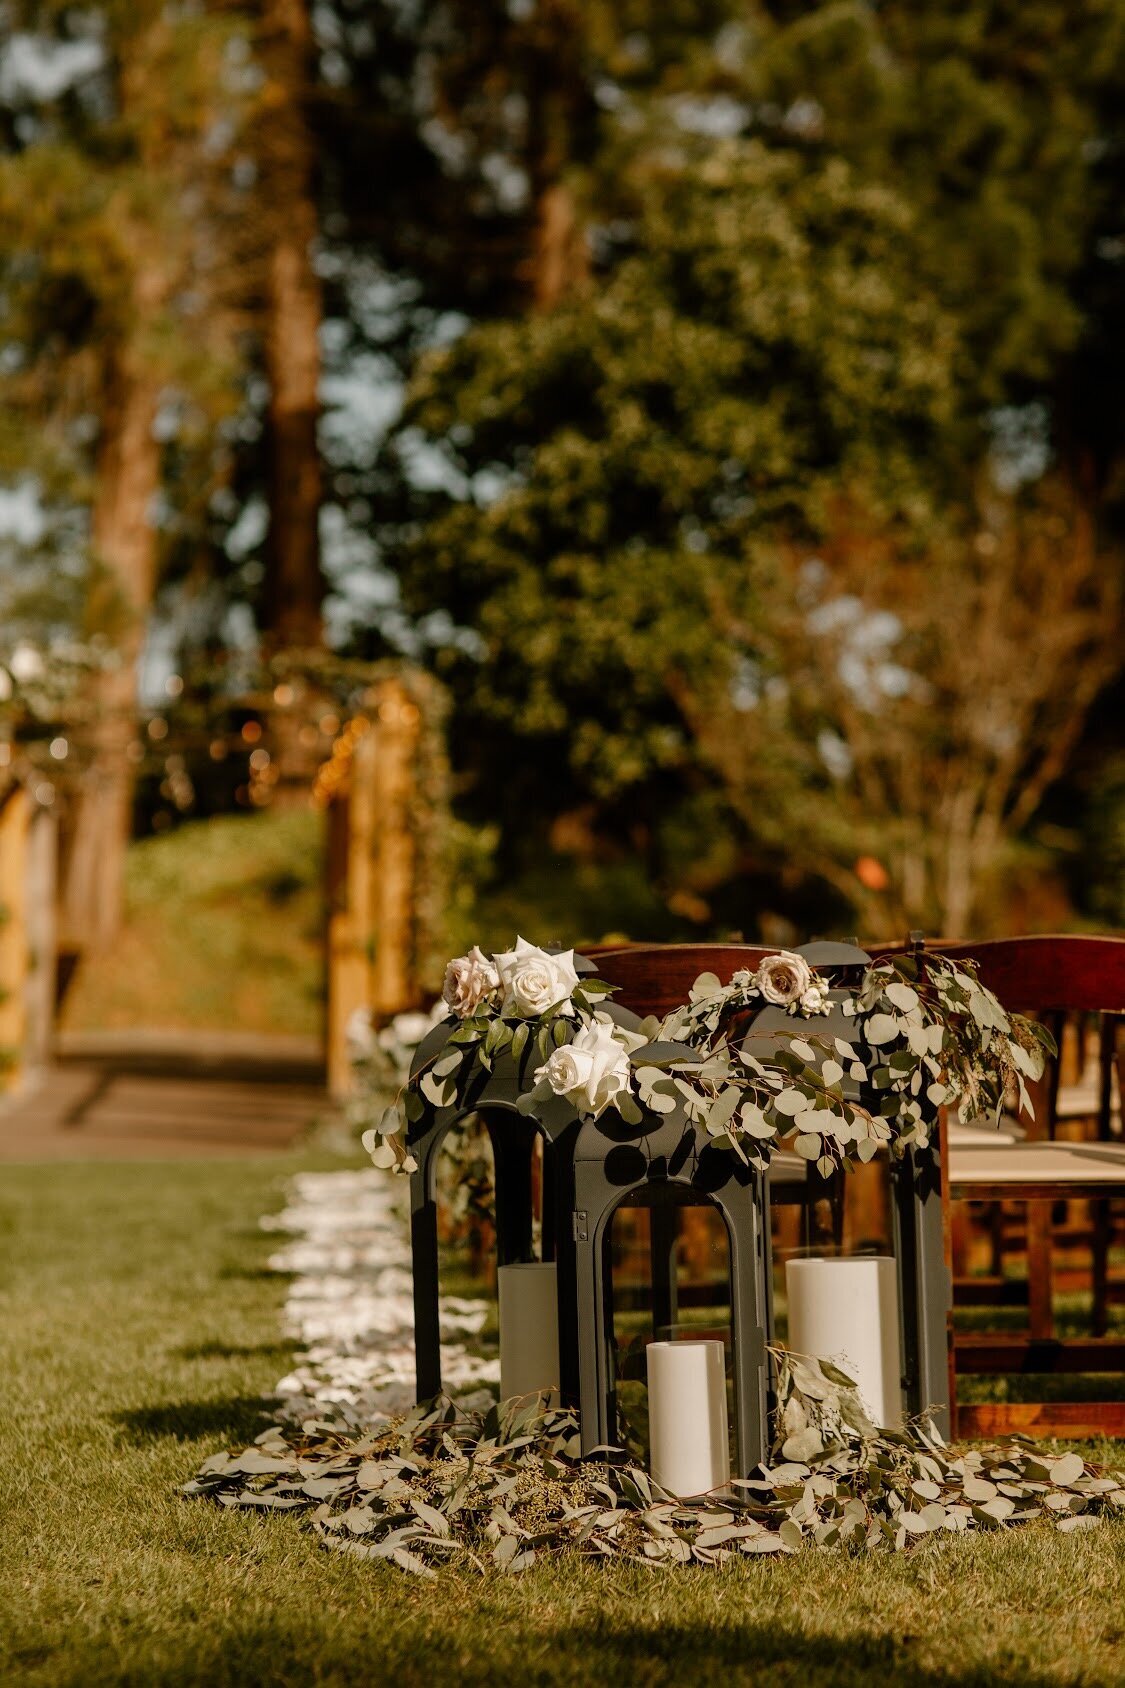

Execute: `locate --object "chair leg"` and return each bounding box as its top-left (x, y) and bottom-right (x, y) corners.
top-left (1026, 1199), bottom-right (1054, 1339)
top-left (1092, 1200), bottom-right (1110, 1338)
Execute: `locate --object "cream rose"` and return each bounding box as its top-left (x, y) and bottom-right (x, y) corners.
top-left (442, 945), bottom-right (500, 1017)
top-left (535, 1018), bottom-right (632, 1119)
top-left (756, 951), bottom-right (813, 1007)
top-left (495, 937), bottom-right (579, 1018)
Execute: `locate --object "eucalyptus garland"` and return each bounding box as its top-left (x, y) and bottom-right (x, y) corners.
top-left (185, 1353), bottom-right (1125, 1575)
top-left (363, 939), bottom-right (1052, 1180)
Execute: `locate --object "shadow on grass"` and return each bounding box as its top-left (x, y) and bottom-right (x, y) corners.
top-left (113, 1395), bottom-right (274, 1445)
top-left (216, 1262), bottom-right (295, 1283)
top-left (48, 1616), bottom-right (1073, 1688)
top-left (176, 1338), bottom-right (300, 1362)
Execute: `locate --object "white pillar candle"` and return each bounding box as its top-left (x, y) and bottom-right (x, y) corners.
top-left (646, 1339), bottom-right (730, 1498)
top-left (785, 1256), bottom-right (903, 1429)
top-left (497, 1262), bottom-right (559, 1405)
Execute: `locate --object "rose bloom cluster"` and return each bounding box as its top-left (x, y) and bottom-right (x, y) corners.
top-left (441, 937), bottom-right (635, 1119)
top-left (441, 937), bottom-right (583, 1020)
top-left (436, 940), bottom-right (833, 1126)
top-left (734, 951), bottom-right (830, 1015)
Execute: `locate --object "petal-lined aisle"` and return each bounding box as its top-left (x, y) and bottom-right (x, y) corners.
top-left (261, 1168), bottom-right (497, 1423)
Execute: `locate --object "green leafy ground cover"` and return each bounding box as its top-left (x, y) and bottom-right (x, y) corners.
top-left (4, 1158), bottom-right (1125, 1686)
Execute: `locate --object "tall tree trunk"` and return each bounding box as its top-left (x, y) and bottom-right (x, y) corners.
top-left (260, 0), bottom-right (323, 649)
top-left (61, 315), bottom-right (161, 953)
top-left (531, 180), bottom-right (587, 311)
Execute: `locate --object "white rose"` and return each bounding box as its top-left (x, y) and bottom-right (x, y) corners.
top-left (442, 945), bottom-right (500, 1017)
top-left (535, 1019), bottom-right (632, 1119)
top-left (9, 642), bottom-right (44, 684)
top-left (756, 951), bottom-right (813, 1007)
top-left (495, 936), bottom-right (579, 1019)
top-left (799, 984), bottom-right (830, 1016)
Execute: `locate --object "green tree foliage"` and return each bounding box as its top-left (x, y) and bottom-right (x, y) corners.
top-left (381, 0), bottom-right (1125, 933)
top-left (393, 140), bottom-right (960, 787)
top-left (0, 1), bottom-right (257, 613)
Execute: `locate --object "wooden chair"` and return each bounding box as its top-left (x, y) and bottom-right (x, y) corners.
top-left (923, 935), bottom-right (1125, 1438)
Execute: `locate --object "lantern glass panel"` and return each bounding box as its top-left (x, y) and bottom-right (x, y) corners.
top-left (608, 1195), bottom-right (733, 1458)
top-left (771, 1149), bottom-right (896, 1340)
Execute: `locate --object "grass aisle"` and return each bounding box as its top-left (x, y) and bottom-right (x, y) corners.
top-left (3, 1160), bottom-right (1125, 1687)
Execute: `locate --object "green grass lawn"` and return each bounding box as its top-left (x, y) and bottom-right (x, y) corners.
top-left (4, 1158), bottom-right (1125, 1688)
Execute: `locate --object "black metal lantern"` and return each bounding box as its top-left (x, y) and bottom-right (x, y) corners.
top-left (407, 999), bottom-right (779, 1471)
top-left (741, 940), bottom-right (949, 1432)
top-left (569, 1099), bottom-right (772, 1473)
top-left (406, 939), bottom-right (949, 1469)
top-left (405, 1016), bottom-right (583, 1405)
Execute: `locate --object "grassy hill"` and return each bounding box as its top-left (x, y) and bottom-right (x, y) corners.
top-left (61, 810), bottom-right (326, 1036)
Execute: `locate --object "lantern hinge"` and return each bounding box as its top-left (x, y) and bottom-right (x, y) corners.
top-left (572, 1211), bottom-right (588, 1242)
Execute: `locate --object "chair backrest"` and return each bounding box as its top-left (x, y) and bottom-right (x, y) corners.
top-left (586, 934), bottom-right (1125, 1140)
top-left (880, 935), bottom-right (1125, 1017)
top-left (895, 934), bottom-right (1125, 1143)
top-left (581, 943), bottom-right (781, 1019)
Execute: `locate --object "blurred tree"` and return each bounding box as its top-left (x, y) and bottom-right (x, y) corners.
top-left (378, 1), bottom-right (1125, 934)
top-left (680, 482), bottom-right (1121, 935)
top-left (256, 0), bottom-right (324, 647)
top-left (382, 138), bottom-right (963, 889)
top-left (0, 2), bottom-right (256, 942)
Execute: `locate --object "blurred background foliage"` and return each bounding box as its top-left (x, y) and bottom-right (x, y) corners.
top-left (2, 0), bottom-right (1124, 1027)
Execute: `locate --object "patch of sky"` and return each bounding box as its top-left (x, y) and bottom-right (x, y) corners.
top-left (806, 594), bottom-right (924, 706)
top-left (782, 98), bottom-right (824, 139)
top-left (0, 478), bottom-right (47, 546)
top-left (988, 401), bottom-right (1050, 493)
top-left (319, 351), bottom-right (403, 471)
top-left (671, 93), bottom-right (750, 138)
top-left (817, 729), bottom-right (853, 781)
top-left (224, 496), bottom-right (269, 562)
top-left (395, 428), bottom-right (470, 498)
top-left (730, 653), bottom-right (763, 711)
top-left (422, 115), bottom-right (472, 175)
top-left (480, 152), bottom-right (530, 213)
top-left (0, 27), bottom-right (103, 105)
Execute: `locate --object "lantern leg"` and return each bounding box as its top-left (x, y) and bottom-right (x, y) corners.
top-left (649, 1198), bottom-right (679, 1337)
top-left (410, 1140), bottom-right (443, 1402)
top-left (892, 1147), bottom-right (950, 1437)
top-left (728, 1179), bottom-right (770, 1475)
top-left (573, 1186), bottom-right (615, 1454)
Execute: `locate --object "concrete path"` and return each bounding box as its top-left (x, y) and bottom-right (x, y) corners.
top-left (0, 1030), bottom-right (333, 1161)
